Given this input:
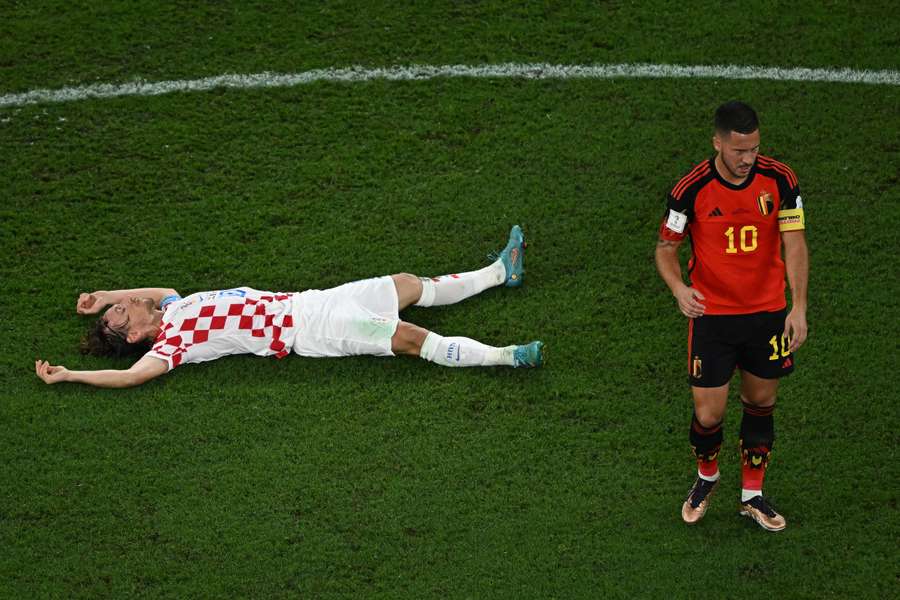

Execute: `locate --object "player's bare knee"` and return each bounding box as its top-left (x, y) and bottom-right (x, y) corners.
top-left (694, 407), bottom-right (725, 428)
top-left (391, 322), bottom-right (427, 356)
top-left (740, 392), bottom-right (776, 408)
top-left (391, 273), bottom-right (423, 307)
top-left (395, 272), bottom-right (420, 289)
top-left (691, 387), bottom-right (728, 427)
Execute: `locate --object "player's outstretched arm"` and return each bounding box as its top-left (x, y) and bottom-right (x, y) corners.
top-left (35, 355), bottom-right (168, 388)
top-left (76, 288), bottom-right (179, 314)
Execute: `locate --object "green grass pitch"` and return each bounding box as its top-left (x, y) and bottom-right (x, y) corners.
top-left (1, 2), bottom-right (898, 597)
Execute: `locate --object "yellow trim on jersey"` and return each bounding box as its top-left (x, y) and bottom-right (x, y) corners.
top-left (778, 208), bottom-right (805, 231)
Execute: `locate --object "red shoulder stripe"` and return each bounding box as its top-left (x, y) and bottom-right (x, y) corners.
top-left (671, 161), bottom-right (708, 198)
top-left (671, 161), bottom-right (706, 195)
top-left (673, 165), bottom-right (711, 200)
top-left (758, 154), bottom-right (795, 174)
top-left (757, 156), bottom-right (798, 188)
top-left (760, 160), bottom-right (798, 189)
top-left (672, 163), bottom-right (711, 200)
top-left (758, 156), bottom-right (798, 186)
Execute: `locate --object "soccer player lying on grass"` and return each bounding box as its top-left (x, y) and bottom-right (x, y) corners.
top-left (35, 226), bottom-right (543, 388)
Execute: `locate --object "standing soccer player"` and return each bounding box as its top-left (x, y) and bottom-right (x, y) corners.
top-left (655, 101), bottom-right (808, 531)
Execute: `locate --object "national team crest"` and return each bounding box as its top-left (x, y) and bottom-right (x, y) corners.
top-left (691, 356), bottom-right (702, 379)
top-left (757, 190), bottom-right (774, 216)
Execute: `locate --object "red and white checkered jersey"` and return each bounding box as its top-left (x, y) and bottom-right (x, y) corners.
top-left (146, 287), bottom-right (298, 370)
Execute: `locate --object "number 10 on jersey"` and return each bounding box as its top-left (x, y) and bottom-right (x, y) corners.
top-left (725, 225), bottom-right (758, 254)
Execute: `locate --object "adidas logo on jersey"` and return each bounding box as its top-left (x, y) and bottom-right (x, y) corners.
top-left (708, 207), bottom-right (724, 217)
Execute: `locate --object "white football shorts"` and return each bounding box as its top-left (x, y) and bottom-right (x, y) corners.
top-left (291, 276), bottom-right (400, 358)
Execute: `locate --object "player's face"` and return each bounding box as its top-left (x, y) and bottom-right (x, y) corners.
top-left (102, 297), bottom-right (156, 342)
top-left (713, 129), bottom-right (760, 183)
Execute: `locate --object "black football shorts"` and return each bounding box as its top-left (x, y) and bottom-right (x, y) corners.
top-left (687, 308), bottom-right (795, 387)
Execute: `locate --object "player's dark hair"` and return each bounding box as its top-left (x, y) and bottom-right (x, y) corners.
top-left (80, 318), bottom-right (152, 358)
top-left (714, 101), bottom-right (759, 135)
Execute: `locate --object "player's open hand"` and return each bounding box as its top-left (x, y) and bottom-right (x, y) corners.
top-left (77, 292), bottom-right (106, 314)
top-left (35, 360), bottom-right (69, 384)
top-left (674, 285), bottom-right (706, 319)
top-left (783, 308), bottom-right (808, 352)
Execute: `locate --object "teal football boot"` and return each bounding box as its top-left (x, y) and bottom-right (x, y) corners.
top-left (491, 225), bottom-right (526, 287)
top-left (513, 341), bottom-right (544, 368)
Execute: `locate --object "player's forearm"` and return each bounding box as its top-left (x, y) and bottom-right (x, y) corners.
top-left (99, 288), bottom-right (177, 306)
top-left (655, 242), bottom-right (689, 295)
top-left (65, 369), bottom-right (143, 388)
top-left (784, 237), bottom-right (809, 310)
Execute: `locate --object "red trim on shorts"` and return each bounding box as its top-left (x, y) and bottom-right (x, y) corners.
top-left (687, 319), bottom-right (694, 376)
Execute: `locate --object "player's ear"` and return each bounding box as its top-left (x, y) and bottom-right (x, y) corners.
top-left (712, 133), bottom-right (722, 153)
top-left (126, 327), bottom-right (147, 344)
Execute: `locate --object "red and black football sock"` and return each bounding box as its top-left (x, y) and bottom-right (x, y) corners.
top-left (740, 400), bottom-right (775, 500)
top-left (690, 414), bottom-right (723, 481)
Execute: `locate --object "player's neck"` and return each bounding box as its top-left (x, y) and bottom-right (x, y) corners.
top-left (149, 309), bottom-right (164, 337)
top-left (714, 154), bottom-right (749, 186)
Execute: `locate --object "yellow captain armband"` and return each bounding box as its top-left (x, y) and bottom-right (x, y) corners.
top-left (778, 208), bottom-right (805, 232)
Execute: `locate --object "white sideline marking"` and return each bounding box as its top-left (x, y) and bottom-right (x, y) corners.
top-left (2, 63), bottom-right (898, 108)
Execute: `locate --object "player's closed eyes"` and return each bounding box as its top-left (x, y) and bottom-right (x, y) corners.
top-left (103, 316), bottom-right (128, 340)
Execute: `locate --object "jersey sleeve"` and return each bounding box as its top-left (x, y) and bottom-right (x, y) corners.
top-left (659, 191), bottom-right (695, 241)
top-left (145, 334), bottom-right (188, 371)
top-left (659, 162), bottom-right (710, 241)
top-left (160, 294), bottom-right (182, 310)
top-left (777, 174), bottom-right (805, 232)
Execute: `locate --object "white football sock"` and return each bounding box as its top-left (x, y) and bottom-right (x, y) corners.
top-left (741, 489), bottom-right (762, 502)
top-left (419, 332), bottom-right (515, 367)
top-left (414, 261), bottom-right (506, 307)
top-left (698, 469), bottom-right (720, 483)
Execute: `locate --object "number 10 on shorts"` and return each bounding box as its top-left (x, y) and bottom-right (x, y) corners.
top-left (768, 334), bottom-right (791, 360)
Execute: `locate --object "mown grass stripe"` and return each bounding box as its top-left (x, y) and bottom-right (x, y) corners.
top-left (2, 62), bottom-right (898, 108)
